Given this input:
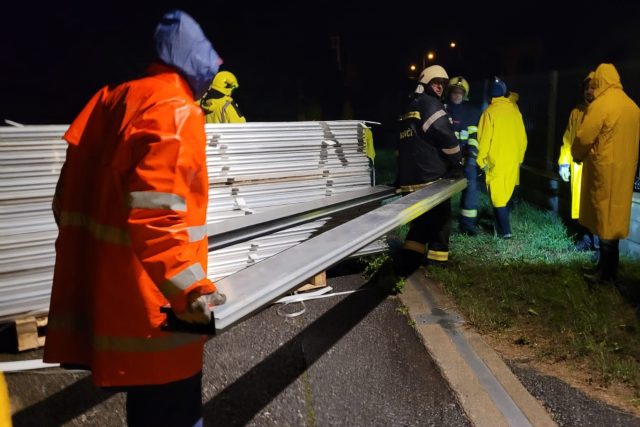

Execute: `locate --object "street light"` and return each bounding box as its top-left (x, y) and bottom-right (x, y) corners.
top-left (422, 51), bottom-right (436, 69)
top-left (449, 41), bottom-right (457, 48)
top-left (410, 64), bottom-right (416, 72)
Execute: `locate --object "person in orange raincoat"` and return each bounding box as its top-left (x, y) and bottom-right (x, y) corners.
top-left (572, 63), bottom-right (640, 285)
top-left (43, 10), bottom-right (225, 426)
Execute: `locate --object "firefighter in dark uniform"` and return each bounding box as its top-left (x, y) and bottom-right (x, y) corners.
top-left (445, 76), bottom-right (481, 235)
top-left (395, 65), bottom-right (462, 275)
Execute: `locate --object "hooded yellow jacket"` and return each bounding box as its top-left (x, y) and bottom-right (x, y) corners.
top-left (572, 63), bottom-right (640, 239)
top-left (200, 93), bottom-right (246, 123)
top-left (477, 97), bottom-right (528, 207)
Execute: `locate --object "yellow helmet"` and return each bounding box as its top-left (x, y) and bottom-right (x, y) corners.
top-left (210, 71), bottom-right (239, 96)
top-left (448, 76), bottom-right (469, 100)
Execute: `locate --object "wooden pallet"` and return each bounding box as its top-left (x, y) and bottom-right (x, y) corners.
top-left (296, 271), bottom-right (327, 293)
top-left (0, 316), bottom-right (48, 352)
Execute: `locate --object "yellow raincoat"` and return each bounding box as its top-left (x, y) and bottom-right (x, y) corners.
top-left (477, 97), bottom-right (528, 207)
top-left (201, 95), bottom-right (246, 123)
top-left (558, 104), bottom-right (587, 218)
top-left (572, 63), bottom-right (640, 239)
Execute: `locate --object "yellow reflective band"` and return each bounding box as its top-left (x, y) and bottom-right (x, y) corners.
top-left (461, 209), bottom-right (477, 218)
top-left (442, 145), bottom-right (461, 154)
top-left (128, 191), bottom-right (187, 211)
top-left (159, 263), bottom-right (206, 299)
top-left (454, 131), bottom-right (460, 139)
top-left (48, 314), bottom-right (92, 332)
top-left (467, 139), bottom-right (479, 148)
top-left (427, 250), bottom-right (448, 261)
top-left (187, 225), bottom-right (208, 242)
top-left (459, 134), bottom-right (469, 140)
top-left (94, 333), bottom-right (201, 353)
top-left (400, 111), bottom-right (421, 121)
top-left (467, 126), bottom-right (478, 133)
top-left (60, 211), bottom-right (130, 245)
top-left (422, 110), bottom-right (447, 133)
top-left (404, 240), bottom-right (426, 254)
top-left (0, 373), bottom-right (10, 427)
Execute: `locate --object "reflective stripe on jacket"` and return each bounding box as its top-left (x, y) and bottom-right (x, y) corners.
top-left (396, 92), bottom-right (461, 187)
top-left (43, 64), bottom-right (216, 387)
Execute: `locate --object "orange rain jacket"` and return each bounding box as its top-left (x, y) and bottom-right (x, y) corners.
top-left (43, 63), bottom-right (217, 386)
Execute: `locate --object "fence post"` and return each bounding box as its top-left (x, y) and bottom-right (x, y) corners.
top-left (545, 70), bottom-right (559, 172)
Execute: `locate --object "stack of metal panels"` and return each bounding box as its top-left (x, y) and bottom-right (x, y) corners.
top-left (0, 121), bottom-right (382, 319)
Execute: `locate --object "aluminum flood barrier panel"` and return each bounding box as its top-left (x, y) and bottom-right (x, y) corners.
top-left (213, 178), bottom-right (466, 331)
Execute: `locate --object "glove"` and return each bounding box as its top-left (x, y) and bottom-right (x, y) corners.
top-left (559, 164), bottom-right (570, 182)
top-left (175, 290), bottom-right (227, 324)
top-left (443, 164), bottom-right (464, 179)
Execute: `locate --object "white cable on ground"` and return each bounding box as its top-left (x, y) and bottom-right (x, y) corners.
top-left (274, 287), bottom-right (368, 318)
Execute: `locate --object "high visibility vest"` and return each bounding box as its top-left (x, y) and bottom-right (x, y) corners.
top-left (43, 64), bottom-right (217, 387)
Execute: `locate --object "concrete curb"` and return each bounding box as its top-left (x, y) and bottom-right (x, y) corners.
top-left (398, 269), bottom-right (557, 427)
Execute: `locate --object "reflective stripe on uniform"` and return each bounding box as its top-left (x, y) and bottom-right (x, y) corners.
top-left (48, 314), bottom-right (92, 332)
top-left (467, 126), bottom-right (478, 133)
top-left (427, 250), bottom-right (448, 261)
top-left (442, 145), bottom-right (461, 154)
top-left (128, 191), bottom-right (187, 211)
top-left (422, 110), bottom-right (447, 133)
top-left (60, 211), bottom-right (130, 245)
top-left (0, 373), bottom-right (11, 427)
top-left (187, 225), bottom-right (208, 242)
top-left (400, 111), bottom-right (421, 121)
top-left (403, 240), bottom-right (426, 254)
top-left (159, 263), bottom-right (206, 299)
top-left (93, 333), bottom-right (201, 353)
top-left (467, 139), bottom-right (479, 148)
top-left (221, 101), bottom-right (232, 123)
top-left (461, 209), bottom-right (478, 218)
top-left (397, 180), bottom-right (438, 194)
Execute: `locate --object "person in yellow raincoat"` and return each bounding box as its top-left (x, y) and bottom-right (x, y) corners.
top-left (572, 63), bottom-right (640, 284)
top-left (558, 72), bottom-right (597, 251)
top-left (200, 70), bottom-right (247, 123)
top-left (477, 77), bottom-right (527, 238)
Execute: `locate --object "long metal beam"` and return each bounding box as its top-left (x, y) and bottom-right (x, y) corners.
top-left (213, 178), bottom-right (466, 331)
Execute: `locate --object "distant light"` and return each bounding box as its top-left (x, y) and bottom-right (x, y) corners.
top-left (427, 52), bottom-right (435, 61)
top-left (450, 41), bottom-right (457, 48)
top-left (410, 64), bottom-right (416, 71)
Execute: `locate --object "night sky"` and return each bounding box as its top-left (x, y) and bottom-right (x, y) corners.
top-left (2, 1), bottom-right (640, 127)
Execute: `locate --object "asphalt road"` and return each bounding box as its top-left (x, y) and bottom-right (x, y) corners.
top-left (5, 273), bottom-right (470, 426)
top-left (4, 270), bottom-right (640, 426)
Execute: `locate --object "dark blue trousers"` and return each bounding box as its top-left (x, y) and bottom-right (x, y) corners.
top-left (125, 372), bottom-right (203, 427)
top-left (459, 157), bottom-right (479, 233)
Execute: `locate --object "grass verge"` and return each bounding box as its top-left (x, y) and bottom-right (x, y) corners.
top-left (429, 192), bottom-right (640, 402)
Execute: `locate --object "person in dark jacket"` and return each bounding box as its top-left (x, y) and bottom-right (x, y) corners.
top-left (445, 76), bottom-right (481, 235)
top-left (395, 65), bottom-right (462, 275)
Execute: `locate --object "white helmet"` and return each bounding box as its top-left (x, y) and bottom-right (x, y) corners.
top-left (418, 65), bottom-right (449, 85)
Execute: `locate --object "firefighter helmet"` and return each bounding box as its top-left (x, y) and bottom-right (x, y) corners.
top-left (210, 71), bottom-right (239, 96)
top-left (418, 65), bottom-right (449, 85)
top-left (448, 76), bottom-right (469, 100)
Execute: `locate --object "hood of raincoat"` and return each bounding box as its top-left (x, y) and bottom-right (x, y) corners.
top-left (154, 10), bottom-right (222, 99)
top-left (593, 63), bottom-right (622, 99)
